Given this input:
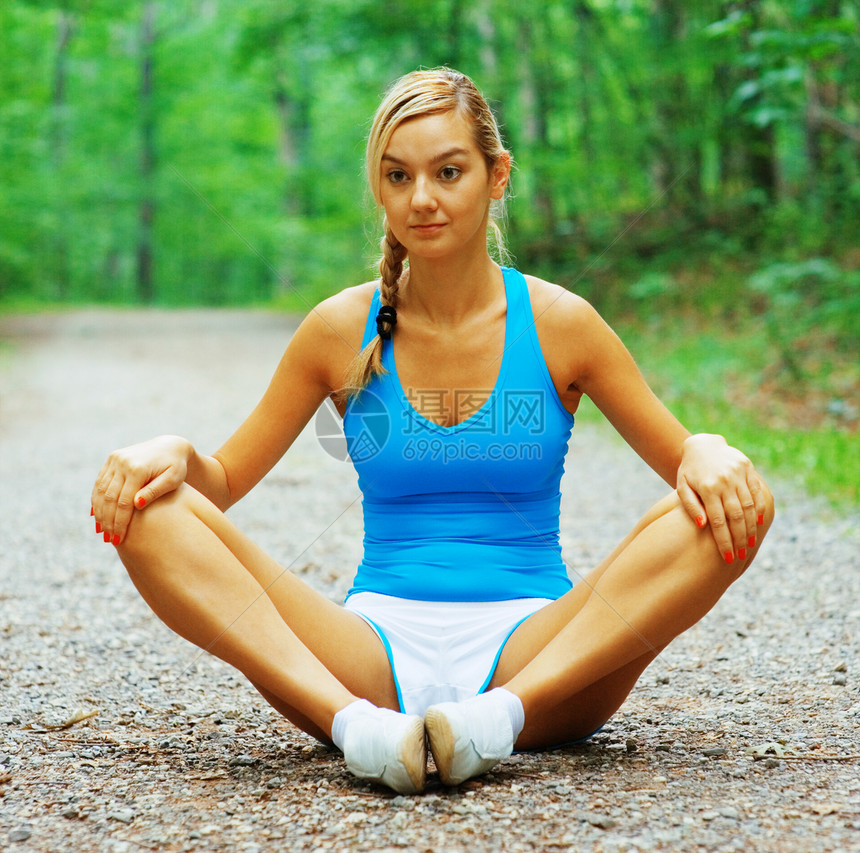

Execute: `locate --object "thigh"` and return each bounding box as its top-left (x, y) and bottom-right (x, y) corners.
top-left (490, 492), bottom-right (681, 685)
top-left (171, 485), bottom-right (400, 710)
top-left (488, 493), bottom-right (682, 745)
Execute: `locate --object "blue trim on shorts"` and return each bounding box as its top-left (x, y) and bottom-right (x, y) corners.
top-left (477, 612), bottom-right (535, 696)
top-left (357, 615), bottom-right (406, 714)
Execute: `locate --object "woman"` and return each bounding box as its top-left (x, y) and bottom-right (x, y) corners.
top-left (91, 68), bottom-right (774, 795)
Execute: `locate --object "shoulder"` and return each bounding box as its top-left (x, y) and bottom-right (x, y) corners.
top-left (284, 281), bottom-right (378, 391)
top-left (299, 281), bottom-right (378, 342)
top-left (291, 281), bottom-right (378, 356)
top-left (520, 272), bottom-right (628, 393)
top-left (522, 273), bottom-right (605, 335)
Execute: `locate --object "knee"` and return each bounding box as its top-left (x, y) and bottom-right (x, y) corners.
top-left (117, 484), bottom-right (194, 562)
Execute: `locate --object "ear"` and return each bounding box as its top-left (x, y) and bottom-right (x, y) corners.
top-left (489, 152), bottom-right (511, 200)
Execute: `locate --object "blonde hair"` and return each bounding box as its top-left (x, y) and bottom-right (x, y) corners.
top-left (340, 68), bottom-right (511, 400)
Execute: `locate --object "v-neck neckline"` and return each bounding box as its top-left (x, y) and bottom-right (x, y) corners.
top-left (387, 267), bottom-right (513, 433)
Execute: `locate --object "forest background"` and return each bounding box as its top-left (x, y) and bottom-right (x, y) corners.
top-left (1, 0), bottom-right (858, 503)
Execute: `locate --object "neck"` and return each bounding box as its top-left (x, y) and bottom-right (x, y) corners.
top-left (402, 253), bottom-right (503, 325)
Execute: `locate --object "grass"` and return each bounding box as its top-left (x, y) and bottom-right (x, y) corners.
top-left (595, 311), bottom-right (860, 507)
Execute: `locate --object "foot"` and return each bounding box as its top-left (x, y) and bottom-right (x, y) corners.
top-left (424, 695), bottom-right (515, 786)
top-left (341, 708), bottom-right (426, 795)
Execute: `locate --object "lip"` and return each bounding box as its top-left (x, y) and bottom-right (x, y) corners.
top-left (411, 223), bottom-right (446, 234)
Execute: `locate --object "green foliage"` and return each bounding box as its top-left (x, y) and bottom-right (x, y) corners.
top-left (606, 311), bottom-right (859, 507)
top-left (1, 0), bottom-right (855, 501)
top-left (749, 258), bottom-right (860, 380)
top-left (0, 0), bottom-right (858, 319)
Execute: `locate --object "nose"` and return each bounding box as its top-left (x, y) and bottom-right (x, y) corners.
top-left (411, 175), bottom-right (437, 211)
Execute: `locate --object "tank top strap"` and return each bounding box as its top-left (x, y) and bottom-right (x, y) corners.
top-left (361, 288), bottom-right (383, 349)
top-left (502, 266), bottom-right (531, 339)
top-left (501, 267), bottom-right (574, 424)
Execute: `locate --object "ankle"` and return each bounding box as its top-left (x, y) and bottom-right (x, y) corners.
top-left (330, 698), bottom-right (375, 752)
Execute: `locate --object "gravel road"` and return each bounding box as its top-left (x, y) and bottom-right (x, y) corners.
top-left (1, 309), bottom-right (858, 853)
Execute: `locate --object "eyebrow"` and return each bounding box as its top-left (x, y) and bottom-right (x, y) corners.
top-left (381, 147), bottom-right (471, 166)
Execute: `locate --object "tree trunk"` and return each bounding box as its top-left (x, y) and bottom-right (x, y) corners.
top-left (517, 16), bottom-right (556, 237)
top-left (137, 1), bottom-right (156, 304)
top-left (739, 0), bottom-right (778, 201)
top-left (651, 0), bottom-right (705, 207)
top-left (51, 7), bottom-right (74, 299)
top-left (573, 0), bottom-right (595, 168)
top-left (274, 64), bottom-right (312, 216)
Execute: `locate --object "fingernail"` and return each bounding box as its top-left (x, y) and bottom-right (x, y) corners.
top-left (104, 531), bottom-right (110, 543)
top-left (738, 548), bottom-right (747, 560)
top-left (723, 551), bottom-right (734, 564)
top-left (748, 535), bottom-right (756, 548)
top-left (695, 516), bottom-right (706, 529)
top-left (112, 534), bottom-right (121, 546)
top-left (136, 496), bottom-right (146, 509)
top-left (757, 513), bottom-right (764, 525)
top-left (95, 522), bottom-right (102, 534)
top-left (90, 506), bottom-right (94, 517)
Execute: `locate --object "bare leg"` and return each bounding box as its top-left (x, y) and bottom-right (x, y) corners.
top-left (117, 483), bottom-right (399, 740)
top-left (491, 489), bottom-right (775, 748)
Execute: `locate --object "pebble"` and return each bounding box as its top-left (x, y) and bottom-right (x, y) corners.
top-left (9, 827), bottom-right (32, 842)
top-left (107, 810), bottom-right (134, 824)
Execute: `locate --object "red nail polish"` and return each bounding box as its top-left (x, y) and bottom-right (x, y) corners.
top-left (723, 551), bottom-right (734, 564)
top-left (112, 534), bottom-right (121, 546)
top-left (738, 548), bottom-right (747, 560)
top-left (757, 513), bottom-right (764, 525)
top-left (748, 536), bottom-right (756, 548)
top-left (136, 496), bottom-right (146, 509)
top-left (695, 516), bottom-right (706, 529)
top-left (104, 531), bottom-right (110, 543)
top-left (90, 506), bottom-right (95, 517)
top-left (95, 522), bottom-right (102, 534)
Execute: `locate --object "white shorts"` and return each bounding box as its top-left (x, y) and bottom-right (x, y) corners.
top-left (344, 592), bottom-right (554, 717)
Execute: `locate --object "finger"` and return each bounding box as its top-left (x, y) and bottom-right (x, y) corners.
top-left (97, 471), bottom-right (124, 544)
top-left (91, 462), bottom-right (113, 516)
top-left (134, 466), bottom-right (182, 512)
top-left (722, 490), bottom-right (749, 562)
top-left (700, 493), bottom-right (735, 565)
top-left (676, 477), bottom-right (708, 530)
top-left (748, 472), bottom-right (768, 530)
top-left (737, 481), bottom-right (758, 555)
top-left (110, 477), bottom-right (140, 546)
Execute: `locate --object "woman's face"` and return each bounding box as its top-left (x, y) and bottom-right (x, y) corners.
top-left (378, 110), bottom-right (509, 262)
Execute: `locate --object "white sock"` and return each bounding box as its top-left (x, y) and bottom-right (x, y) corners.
top-left (330, 698), bottom-right (376, 752)
top-left (482, 687), bottom-right (525, 741)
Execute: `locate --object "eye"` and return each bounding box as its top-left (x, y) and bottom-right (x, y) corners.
top-left (386, 169), bottom-right (408, 184)
top-left (440, 165), bottom-right (462, 181)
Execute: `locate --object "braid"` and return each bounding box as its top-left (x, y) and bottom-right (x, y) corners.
top-left (378, 220), bottom-right (406, 319)
top-left (337, 222), bottom-right (407, 402)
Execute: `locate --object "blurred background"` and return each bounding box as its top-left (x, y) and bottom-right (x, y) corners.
top-left (1, 0), bottom-right (857, 500)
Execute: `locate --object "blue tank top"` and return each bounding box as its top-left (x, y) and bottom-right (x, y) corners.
top-left (343, 267), bottom-right (575, 602)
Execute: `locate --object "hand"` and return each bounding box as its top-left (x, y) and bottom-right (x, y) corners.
top-left (676, 433), bottom-right (770, 565)
top-left (91, 435), bottom-right (192, 546)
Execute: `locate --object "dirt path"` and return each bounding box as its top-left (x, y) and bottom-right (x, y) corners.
top-left (1, 310), bottom-right (858, 852)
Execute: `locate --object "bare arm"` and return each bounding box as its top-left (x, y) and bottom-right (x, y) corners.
top-left (92, 286), bottom-right (372, 544)
top-left (532, 280), bottom-right (772, 562)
